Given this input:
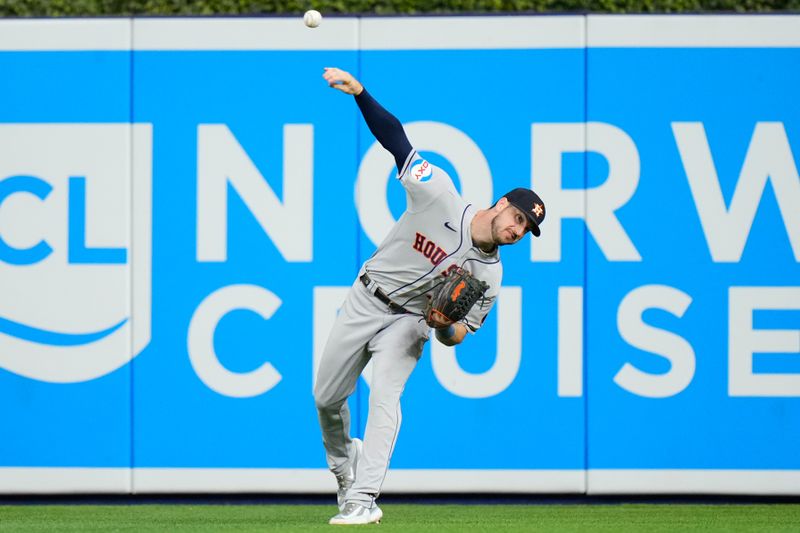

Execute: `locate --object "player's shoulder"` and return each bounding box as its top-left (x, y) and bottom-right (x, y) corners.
top-left (399, 150), bottom-right (456, 190)
top-left (403, 154), bottom-right (433, 182)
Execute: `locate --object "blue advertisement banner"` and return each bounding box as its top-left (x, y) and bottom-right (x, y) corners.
top-left (0, 51), bottom-right (133, 470)
top-left (586, 47), bottom-right (800, 469)
top-left (0, 16), bottom-right (797, 494)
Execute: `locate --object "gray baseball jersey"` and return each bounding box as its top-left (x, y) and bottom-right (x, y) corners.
top-left (362, 150), bottom-right (502, 331)
top-left (314, 147), bottom-right (503, 511)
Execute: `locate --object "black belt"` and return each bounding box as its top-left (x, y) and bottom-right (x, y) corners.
top-left (360, 273), bottom-right (411, 315)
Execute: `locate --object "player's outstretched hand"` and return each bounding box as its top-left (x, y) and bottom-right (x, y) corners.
top-left (323, 67), bottom-right (363, 96)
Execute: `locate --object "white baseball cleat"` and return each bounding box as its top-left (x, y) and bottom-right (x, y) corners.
top-left (329, 502), bottom-right (383, 525)
top-left (337, 438), bottom-right (363, 510)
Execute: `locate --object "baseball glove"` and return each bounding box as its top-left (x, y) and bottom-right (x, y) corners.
top-left (424, 268), bottom-right (489, 328)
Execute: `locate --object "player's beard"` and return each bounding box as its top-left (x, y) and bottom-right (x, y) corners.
top-left (490, 214), bottom-right (513, 247)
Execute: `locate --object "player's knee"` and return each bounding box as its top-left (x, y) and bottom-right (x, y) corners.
top-left (368, 390), bottom-right (402, 411)
top-left (313, 385), bottom-right (337, 411)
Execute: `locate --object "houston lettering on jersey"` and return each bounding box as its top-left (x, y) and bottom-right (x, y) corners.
top-left (412, 232), bottom-right (447, 265)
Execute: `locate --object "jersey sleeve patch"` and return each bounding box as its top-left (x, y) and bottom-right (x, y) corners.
top-left (409, 159), bottom-right (433, 182)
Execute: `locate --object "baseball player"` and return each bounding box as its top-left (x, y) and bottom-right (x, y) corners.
top-left (315, 67), bottom-right (546, 525)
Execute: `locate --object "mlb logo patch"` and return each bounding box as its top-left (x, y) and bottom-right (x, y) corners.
top-left (410, 159), bottom-right (432, 182)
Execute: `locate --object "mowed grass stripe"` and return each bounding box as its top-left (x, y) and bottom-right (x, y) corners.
top-left (0, 504), bottom-right (798, 532)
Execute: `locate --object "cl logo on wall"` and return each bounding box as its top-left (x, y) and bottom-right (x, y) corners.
top-left (0, 124), bottom-right (152, 383)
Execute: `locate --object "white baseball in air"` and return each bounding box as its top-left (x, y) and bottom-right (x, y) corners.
top-left (303, 10), bottom-right (322, 28)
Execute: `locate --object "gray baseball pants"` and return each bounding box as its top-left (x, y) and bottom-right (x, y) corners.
top-left (314, 277), bottom-right (430, 506)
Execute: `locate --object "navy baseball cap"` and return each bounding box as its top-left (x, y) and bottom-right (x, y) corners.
top-left (504, 188), bottom-right (546, 237)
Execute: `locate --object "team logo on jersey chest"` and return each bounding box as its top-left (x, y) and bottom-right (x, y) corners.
top-left (410, 159), bottom-right (432, 182)
top-left (412, 232), bottom-right (447, 265)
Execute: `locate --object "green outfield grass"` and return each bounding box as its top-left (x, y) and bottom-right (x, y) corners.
top-left (0, 503), bottom-right (799, 532)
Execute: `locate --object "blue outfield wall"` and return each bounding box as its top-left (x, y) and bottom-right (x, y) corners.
top-left (0, 15), bottom-right (798, 495)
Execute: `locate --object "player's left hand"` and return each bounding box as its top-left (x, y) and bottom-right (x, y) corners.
top-left (323, 67), bottom-right (363, 95)
top-left (423, 268), bottom-right (489, 329)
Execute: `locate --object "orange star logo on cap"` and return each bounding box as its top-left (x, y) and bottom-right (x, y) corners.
top-left (532, 203), bottom-right (544, 218)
